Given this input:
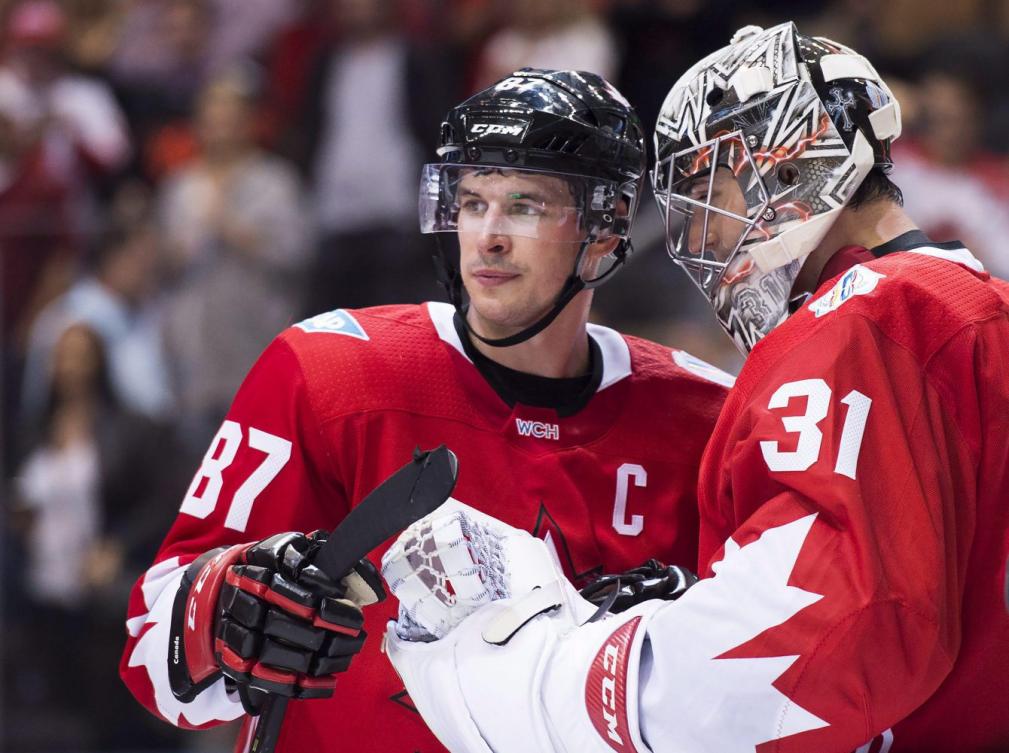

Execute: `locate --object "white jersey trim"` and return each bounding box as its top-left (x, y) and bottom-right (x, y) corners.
top-left (427, 302), bottom-right (472, 363)
top-left (426, 302), bottom-right (632, 392)
top-left (907, 245), bottom-right (984, 273)
top-left (587, 322), bottom-right (632, 391)
top-left (673, 350), bottom-right (737, 388)
top-left (126, 560), bottom-right (244, 727)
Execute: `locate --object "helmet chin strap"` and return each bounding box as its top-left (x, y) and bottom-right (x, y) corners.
top-left (434, 236), bottom-right (593, 349)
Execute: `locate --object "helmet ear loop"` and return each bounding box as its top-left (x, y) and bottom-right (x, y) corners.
top-left (432, 233), bottom-right (465, 309)
top-left (580, 177), bottom-right (639, 287)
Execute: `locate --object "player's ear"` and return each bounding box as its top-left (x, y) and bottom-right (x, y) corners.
top-left (585, 196), bottom-right (628, 260)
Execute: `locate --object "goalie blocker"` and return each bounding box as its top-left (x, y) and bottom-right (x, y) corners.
top-left (169, 530), bottom-right (384, 714)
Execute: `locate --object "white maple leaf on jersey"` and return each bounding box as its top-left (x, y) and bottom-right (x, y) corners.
top-left (127, 557), bottom-right (243, 726)
top-left (646, 514), bottom-right (828, 751)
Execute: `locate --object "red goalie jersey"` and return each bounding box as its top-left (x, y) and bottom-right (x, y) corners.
top-left (119, 301), bottom-right (729, 753)
top-left (683, 245), bottom-right (1009, 752)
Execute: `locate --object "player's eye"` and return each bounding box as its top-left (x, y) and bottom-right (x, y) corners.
top-left (459, 198), bottom-right (486, 215)
top-left (509, 202), bottom-right (545, 218)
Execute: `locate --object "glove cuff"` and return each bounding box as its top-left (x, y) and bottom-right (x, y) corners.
top-left (545, 601), bottom-right (664, 753)
top-left (169, 544), bottom-right (247, 701)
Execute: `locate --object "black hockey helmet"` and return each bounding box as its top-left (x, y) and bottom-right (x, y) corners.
top-left (422, 68), bottom-right (647, 347)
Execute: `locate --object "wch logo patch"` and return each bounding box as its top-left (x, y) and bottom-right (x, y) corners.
top-left (295, 309), bottom-right (369, 340)
top-left (515, 418), bottom-right (560, 441)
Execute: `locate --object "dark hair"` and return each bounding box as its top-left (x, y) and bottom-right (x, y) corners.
top-left (849, 166), bottom-right (903, 210)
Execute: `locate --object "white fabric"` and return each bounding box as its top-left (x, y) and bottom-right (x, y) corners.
top-left (313, 37), bottom-right (419, 232)
top-left (428, 302), bottom-right (472, 362)
top-left (383, 501), bottom-right (655, 753)
top-left (126, 561), bottom-right (244, 726)
top-left (17, 441), bottom-right (101, 607)
top-left (46, 75), bottom-right (131, 168)
top-left (907, 245), bottom-right (984, 273)
top-left (384, 506), bottom-right (845, 753)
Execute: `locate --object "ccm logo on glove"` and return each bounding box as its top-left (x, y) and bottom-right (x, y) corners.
top-left (585, 616), bottom-right (641, 753)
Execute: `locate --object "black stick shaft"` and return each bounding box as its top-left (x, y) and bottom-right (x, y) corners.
top-left (248, 446), bottom-right (457, 753)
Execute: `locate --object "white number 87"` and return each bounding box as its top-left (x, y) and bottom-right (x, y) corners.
top-left (760, 379), bottom-right (872, 479)
top-left (179, 420), bottom-right (292, 532)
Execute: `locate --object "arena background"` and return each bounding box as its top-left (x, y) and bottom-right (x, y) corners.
top-left (2, 0), bottom-right (1007, 750)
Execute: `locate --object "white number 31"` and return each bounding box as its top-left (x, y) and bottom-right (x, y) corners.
top-left (180, 420), bottom-right (292, 532)
top-left (760, 379), bottom-right (872, 479)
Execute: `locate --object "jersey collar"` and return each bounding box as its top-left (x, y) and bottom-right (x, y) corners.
top-left (425, 301), bottom-right (632, 393)
top-left (816, 231), bottom-right (984, 289)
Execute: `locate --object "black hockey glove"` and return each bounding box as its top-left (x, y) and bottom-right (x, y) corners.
top-left (579, 558), bottom-right (697, 616)
top-left (168, 530), bottom-right (385, 714)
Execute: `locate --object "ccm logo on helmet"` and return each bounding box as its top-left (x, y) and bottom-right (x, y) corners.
top-left (585, 617), bottom-right (642, 752)
top-left (469, 122), bottom-right (526, 138)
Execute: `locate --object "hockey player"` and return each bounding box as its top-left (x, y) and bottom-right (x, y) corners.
top-left (380, 24), bottom-right (1009, 753)
top-left (119, 69), bottom-right (731, 752)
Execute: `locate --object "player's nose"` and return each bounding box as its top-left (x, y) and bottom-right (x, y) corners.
top-left (475, 217), bottom-right (511, 255)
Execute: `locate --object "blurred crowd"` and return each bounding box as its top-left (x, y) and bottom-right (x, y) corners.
top-left (2, 0), bottom-right (1009, 750)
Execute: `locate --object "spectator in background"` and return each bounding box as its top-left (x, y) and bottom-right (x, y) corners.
top-left (10, 322), bottom-right (183, 750)
top-left (299, 0), bottom-right (455, 315)
top-left (21, 213), bottom-right (175, 433)
top-left (60, 0), bottom-right (126, 74)
top-left (0, 64), bottom-right (76, 349)
top-left (892, 53), bottom-right (1009, 278)
top-left (108, 0), bottom-right (212, 173)
top-left (472, 0), bottom-right (618, 89)
top-left (0, 0), bottom-right (131, 343)
top-left (159, 67), bottom-right (312, 449)
top-left (0, 0), bottom-right (130, 181)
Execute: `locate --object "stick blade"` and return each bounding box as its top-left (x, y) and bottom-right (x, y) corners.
top-left (314, 445), bottom-right (458, 579)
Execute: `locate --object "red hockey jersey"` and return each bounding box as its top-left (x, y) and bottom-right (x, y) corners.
top-left (676, 245), bottom-right (1009, 752)
top-left (120, 301), bottom-right (729, 753)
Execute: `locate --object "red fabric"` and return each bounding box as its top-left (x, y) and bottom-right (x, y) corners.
top-left (815, 245), bottom-right (877, 288)
top-left (696, 250), bottom-right (1009, 752)
top-left (184, 545), bottom-right (247, 685)
top-left (120, 302), bottom-right (727, 749)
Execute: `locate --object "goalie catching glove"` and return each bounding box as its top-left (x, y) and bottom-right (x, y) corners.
top-left (381, 500), bottom-right (694, 753)
top-left (168, 530), bottom-right (384, 714)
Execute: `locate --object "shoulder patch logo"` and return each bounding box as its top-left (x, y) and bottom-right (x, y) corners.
top-left (672, 351), bottom-right (736, 388)
top-left (294, 309), bottom-right (369, 340)
top-left (808, 265), bottom-right (885, 318)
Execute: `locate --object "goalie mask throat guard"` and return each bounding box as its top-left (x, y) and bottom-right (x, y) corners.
top-left (653, 22), bottom-right (902, 353)
top-left (426, 68), bottom-right (646, 348)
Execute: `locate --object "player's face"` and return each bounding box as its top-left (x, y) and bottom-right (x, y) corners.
top-left (682, 166), bottom-right (749, 263)
top-left (455, 170), bottom-right (587, 336)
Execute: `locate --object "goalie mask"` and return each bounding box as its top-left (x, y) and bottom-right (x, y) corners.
top-left (652, 22), bottom-right (902, 353)
top-left (424, 68), bottom-right (646, 347)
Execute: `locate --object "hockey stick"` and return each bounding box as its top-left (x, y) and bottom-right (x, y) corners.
top-left (250, 445), bottom-right (459, 753)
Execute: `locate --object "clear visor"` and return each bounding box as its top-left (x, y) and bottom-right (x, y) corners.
top-left (652, 131), bottom-right (769, 296)
top-left (420, 163), bottom-right (619, 242)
